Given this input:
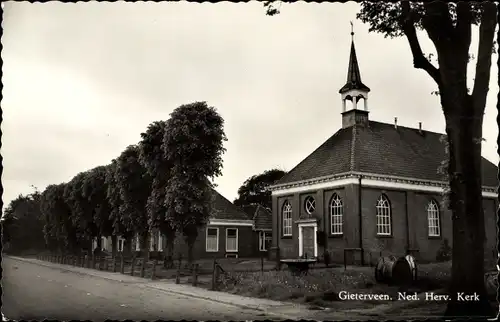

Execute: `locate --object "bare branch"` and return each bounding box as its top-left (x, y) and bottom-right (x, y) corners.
top-left (472, 2), bottom-right (497, 110)
top-left (400, 1), bottom-right (441, 85)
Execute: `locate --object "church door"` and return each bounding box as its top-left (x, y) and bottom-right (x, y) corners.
top-left (301, 226), bottom-right (315, 258)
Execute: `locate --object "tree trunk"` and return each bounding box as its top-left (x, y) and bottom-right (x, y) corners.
top-left (185, 233), bottom-right (197, 267)
top-left (140, 232), bottom-right (150, 261)
top-left (111, 235), bottom-right (117, 259)
top-left (443, 99), bottom-right (493, 317)
top-left (162, 233), bottom-right (175, 269)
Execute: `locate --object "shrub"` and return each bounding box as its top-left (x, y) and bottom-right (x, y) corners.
top-left (435, 239), bottom-right (452, 262)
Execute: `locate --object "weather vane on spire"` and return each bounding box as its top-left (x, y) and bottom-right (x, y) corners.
top-left (350, 21), bottom-right (354, 40)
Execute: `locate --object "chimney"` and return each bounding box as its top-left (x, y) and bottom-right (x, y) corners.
top-left (418, 122), bottom-right (423, 134)
top-left (394, 117), bottom-right (398, 129)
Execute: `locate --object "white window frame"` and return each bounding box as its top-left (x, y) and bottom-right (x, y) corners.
top-left (149, 233), bottom-right (154, 251)
top-left (118, 238), bottom-right (124, 252)
top-left (427, 199), bottom-right (441, 237)
top-left (376, 194), bottom-right (392, 236)
top-left (304, 196), bottom-right (316, 215)
top-left (225, 228), bottom-right (239, 252)
top-left (259, 231), bottom-right (267, 251)
top-left (135, 235), bottom-right (141, 251)
top-left (158, 233), bottom-right (163, 251)
top-left (206, 227), bottom-right (219, 252)
top-left (101, 237), bottom-right (107, 251)
top-left (282, 201), bottom-right (293, 237)
top-left (330, 193), bottom-right (343, 235)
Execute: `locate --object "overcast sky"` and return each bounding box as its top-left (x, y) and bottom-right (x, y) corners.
top-left (2, 2), bottom-right (499, 209)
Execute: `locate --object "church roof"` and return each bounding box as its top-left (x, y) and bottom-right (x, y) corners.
top-left (339, 40), bottom-right (371, 94)
top-left (275, 121), bottom-right (498, 187)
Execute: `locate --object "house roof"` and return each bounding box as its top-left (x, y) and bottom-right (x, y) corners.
top-left (210, 189), bottom-right (251, 221)
top-left (339, 40), bottom-right (370, 94)
top-left (241, 204), bottom-right (272, 230)
top-left (275, 121), bottom-right (498, 187)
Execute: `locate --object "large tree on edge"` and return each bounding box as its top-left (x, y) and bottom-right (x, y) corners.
top-left (263, 1), bottom-right (498, 317)
top-left (162, 101), bottom-right (227, 266)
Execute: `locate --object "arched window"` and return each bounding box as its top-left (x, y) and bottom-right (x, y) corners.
top-left (330, 193), bottom-right (343, 235)
top-left (427, 199), bottom-right (441, 237)
top-left (376, 194), bottom-right (391, 236)
top-left (282, 201), bottom-right (293, 236)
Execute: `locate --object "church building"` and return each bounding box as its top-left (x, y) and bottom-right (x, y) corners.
top-left (268, 31), bottom-right (498, 265)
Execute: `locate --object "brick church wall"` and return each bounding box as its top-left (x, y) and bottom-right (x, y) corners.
top-left (273, 183), bottom-right (498, 265)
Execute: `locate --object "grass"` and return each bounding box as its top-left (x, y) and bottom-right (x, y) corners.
top-left (216, 260), bottom-right (497, 310)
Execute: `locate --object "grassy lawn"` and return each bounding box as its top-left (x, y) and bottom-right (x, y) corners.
top-left (216, 260), bottom-right (498, 312)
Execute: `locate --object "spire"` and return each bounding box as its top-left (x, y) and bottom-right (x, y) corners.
top-left (339, 23), bottom-right (370, 94)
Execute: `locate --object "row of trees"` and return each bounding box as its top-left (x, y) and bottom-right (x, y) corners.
top-left (3, 102), bottom-right (227, 266)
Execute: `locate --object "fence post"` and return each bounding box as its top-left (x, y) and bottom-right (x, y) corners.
top-left (113, 256), bottom-right (118, 273)
top-left (91, 255), bottom-right (95, 269)
top-left (151, 259), bottom-right (157, 280)
top-left (104, 257), bottom-right (109, 271)
top-left (140, 258), bottom-right (145, 278)
top-left (130, 257), bottom-right (136, 276)
top-left (120, 255), bottom-right (125, 274)
top-left (192, 263), bottom-right (198, 286)
top-left (344, 250), bottom-right (347, 271)
top-left (261, 254), bottom-right (264, 274)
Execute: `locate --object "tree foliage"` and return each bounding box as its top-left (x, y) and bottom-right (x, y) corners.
top-left (84, 165), bottom-right (113, 238)
top-left (3, 190), bottom-right (45, 254)
top-left (64, 171), bottom-right (98, 242)
top-left (115, 145), bottom-right (152, 254)
top-left (234, 168), bottom-right (286, 209)
top-left (40, 183), bottom-right (80, 252)
top-left (162, 101), bottom-right (227, 263)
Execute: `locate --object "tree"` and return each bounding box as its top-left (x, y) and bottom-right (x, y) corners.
top-left (64, 171), bottom-right (98, 252)
top-left (162, 101), bottom-right (227, 265)
top-left (233, 168), bottom-right (286, 209)
top-left (40, 183), bottom-right (80, 254)
top-left (2, 190), bottom-right (45, 254)
top-left (115, 145), bottom-right (152, 259)
top-left (105, 160), bottom-right (133, 257)
top-left (263, 1), bottom-right (498, 317)
top-left (83, 166), bottom-right (114, 252)
top-left (139, 121), bottom-right (177, 267)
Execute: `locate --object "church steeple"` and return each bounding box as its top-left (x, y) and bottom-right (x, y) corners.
top-left (340, 23), bottom-right (370, 129)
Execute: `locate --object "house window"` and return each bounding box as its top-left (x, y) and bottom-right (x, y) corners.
top-left (259, 231), bottom-right (272, 251)
top-left (150, 232), bottom-right (159, 251)
top-left (206, 227), bottom-right (219, 252)
top-left (304, 196), bottom-right (316, 215)
top-left (282, 201), bottom-right (293, 236)
top-left (427, 199), bottom-right (441, 237)
top-left (118, 238), bottom-right (124, 252)
top-left (376, 194), bottom-right (392, 236)
top-left (330, 193), bottom-right (343, 235)
top-left (101, 237), bottom-right (107, 251)
top-left (226, 228), bottom-right (238, 252)
top-left (158, 233), bottom-right (163, 251)
top-left (135, 235), bottom-right (141, 251)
